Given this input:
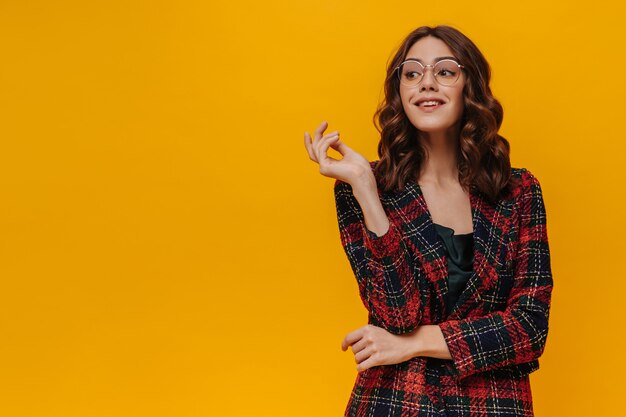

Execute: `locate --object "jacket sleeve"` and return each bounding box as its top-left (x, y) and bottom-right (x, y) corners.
top-left (437, 169), bottom-right (553, 380)
top-left (334, 178), bottom-right (423, 335)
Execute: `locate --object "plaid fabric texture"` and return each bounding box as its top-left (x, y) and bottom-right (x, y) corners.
top-left (334, 160), bottom-right (553, 417)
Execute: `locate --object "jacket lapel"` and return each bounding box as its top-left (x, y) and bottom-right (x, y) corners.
top-left (389, 181), bottom-right (508, 322)
top-left (447, 186), bottom-right (504, 320)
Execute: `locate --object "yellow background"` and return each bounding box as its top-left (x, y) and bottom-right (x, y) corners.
top-left (0, 1), bottom-right (624, 416)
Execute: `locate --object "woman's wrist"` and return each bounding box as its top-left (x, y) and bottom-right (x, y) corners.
top-left (408, 325), bottom-right (452, 360)
top-left (350, 170), bottom-right (377, 199)
top-left (407, 326), bottom-right (428, 358)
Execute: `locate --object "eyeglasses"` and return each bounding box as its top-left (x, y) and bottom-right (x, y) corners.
top-left (395, 59), bottom-right (464, 87)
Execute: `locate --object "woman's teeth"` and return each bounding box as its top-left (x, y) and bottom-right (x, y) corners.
top-left (419, 101), bottom-right (442, 106)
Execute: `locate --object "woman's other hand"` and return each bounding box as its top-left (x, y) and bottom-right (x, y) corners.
top-left (303, 120), bottom-right (372, 187)
top-left (341, 324), bottom-right (419, 372)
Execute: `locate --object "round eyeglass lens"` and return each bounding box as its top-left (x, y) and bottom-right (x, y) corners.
top-left (398, 59), bottom-right (462, 87)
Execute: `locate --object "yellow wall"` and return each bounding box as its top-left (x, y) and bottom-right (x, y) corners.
top-left (0, 1), bottom-right (623, 416)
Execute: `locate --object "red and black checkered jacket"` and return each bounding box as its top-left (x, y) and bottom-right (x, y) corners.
top-left (334, 160), bottom-right (553, 417)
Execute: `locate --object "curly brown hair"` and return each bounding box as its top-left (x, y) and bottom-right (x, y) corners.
top-left (372, 25), bottom-right (518, 203)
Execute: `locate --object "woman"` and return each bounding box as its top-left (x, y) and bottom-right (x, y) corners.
top-left (303, 25), bottom-right (553, 417)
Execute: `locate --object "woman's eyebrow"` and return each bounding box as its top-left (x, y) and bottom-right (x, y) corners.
top-left (404, 56), bottom-right (457, 63)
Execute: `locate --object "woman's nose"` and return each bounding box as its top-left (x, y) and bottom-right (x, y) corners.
top-left (420, 68), bottom-right (438, 90)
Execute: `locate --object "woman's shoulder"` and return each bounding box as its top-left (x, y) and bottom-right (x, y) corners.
top-left (508, 167), bottom-right (545, 208)
top-left (510, 166), bottom-right (542, 191)
top-left (510, 166), bottom-right (535, 180)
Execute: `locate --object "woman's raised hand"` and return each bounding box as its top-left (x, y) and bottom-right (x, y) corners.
top-left (303, 121), bottom-right (372, 186)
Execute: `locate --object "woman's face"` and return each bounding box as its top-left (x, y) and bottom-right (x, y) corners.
top-left (399, 36), bottom-right (466, 135)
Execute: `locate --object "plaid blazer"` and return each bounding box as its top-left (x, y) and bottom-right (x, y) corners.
top-left (334, 160), bottom-right (553, 417)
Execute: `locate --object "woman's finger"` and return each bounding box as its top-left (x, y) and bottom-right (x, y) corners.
top-left (317, 132), bottom-right (339, 148)
top-left (314, 132), bottom-right (339, 161)
top-left (327, 136), bottom-right (350, 155)
top-left (356, 353), bottom-right (378, 373)
top-left (350, 336), bottom-right (368, 355)
top-left (304, 131), bottom-right (318, 162)
top-left (341, 328), bottom-right (364, 352)
top-left (354, 345), bottom-right (374, 365)
top-left (313, 120), bottom-right (328, 144)
top-left (316, 130), bottom-right (339, 147)
top-left (319, 134), bottom-right (341, 161)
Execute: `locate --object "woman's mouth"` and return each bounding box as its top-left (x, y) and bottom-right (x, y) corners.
top-left (415, 101), bottom-right (444, 112)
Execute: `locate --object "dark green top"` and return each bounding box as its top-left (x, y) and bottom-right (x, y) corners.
top-left (433, 223), bottom-right (474, 315)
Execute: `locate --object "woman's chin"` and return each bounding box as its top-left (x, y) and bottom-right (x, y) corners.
top-left (413, 123), bottom-right (453, 133)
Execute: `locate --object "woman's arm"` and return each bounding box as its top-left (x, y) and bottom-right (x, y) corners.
top-left (410, 169), bottom-right (553, 379)
top-left (350, 174), bottom-right (392, 237)
top-left (303, 123), bottom-right (424, 333)
top-left (335, 175), bottom-right (424, 335)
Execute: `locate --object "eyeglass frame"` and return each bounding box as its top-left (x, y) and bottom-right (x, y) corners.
top-left (394, 58), bottom-right (465, 87)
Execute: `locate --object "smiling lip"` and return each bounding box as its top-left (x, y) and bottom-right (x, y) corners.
top-left (415, 102), bottom-right (444, 112)
top-left (414, 97), bottom-right (446, 105)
